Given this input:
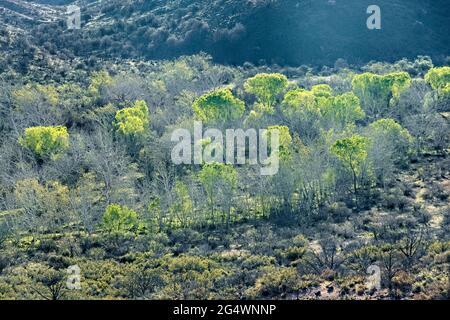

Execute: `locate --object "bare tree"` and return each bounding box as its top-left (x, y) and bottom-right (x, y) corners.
top-left (397, 228), bottom-right (426, 269)
top-left (378, 244), bottom-right (402, 292)
top-left (306, 238), bottom-right (346, 274)
top-left (85, 129), bottom-right (140, 206)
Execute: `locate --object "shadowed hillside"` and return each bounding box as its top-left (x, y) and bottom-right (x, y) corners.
top-left (1, 0), bottom-right (449, 69)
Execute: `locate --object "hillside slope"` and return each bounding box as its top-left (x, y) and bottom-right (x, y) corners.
top-left (0, 0), bottom-right (449, 70)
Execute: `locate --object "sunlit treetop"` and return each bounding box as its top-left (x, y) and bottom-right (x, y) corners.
top-left (102, 204), bottom-right (141, 234)
top-left (385, 72), bottom-right (413, 100)
top-left (281, 88), bottom-right (319, 118)
top-left (193, 88), bottom-right (245, 123)
top-left (267, 125), bottom-right (292, 147)
top-left (265, 125), bottom-right (292, 158)
top-left (331, 134), bottom-right (369, 196)
top-left (331, 135), bottom-right (368, 172)
top-left (425, 67), bottom-right (450, 95)
top-left (244, 73), bottom-right (288, 114)
top-left (352, 72), bottom-right (412, 97)
top-left (19, 126), bottom-right (69, 160)
top-left (198, 162), bottom-right (238, 191)
top-left (115, 100), bottom-right (150, 136)
top-left (321, 92), bottom-right (365, 129)
top-left (281, 86), bottom-right (364, 129)
top-left (311, 84), bottom-right (333, 98)
top-left (351, 72), bottom-right (412, 117)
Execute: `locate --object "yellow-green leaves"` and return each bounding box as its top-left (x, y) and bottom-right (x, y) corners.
top-left (331, 134), bottom-right (369, 196)
top-left (352, 72), bottom-right (411, 118)
top-left (281, 86), bottom-right (364, 130)
top-left (322, 92), bottom-right (365, 129)
top-left (266, 125), bottom-right (292, 158)
top-left (169, 181), bottom-right (194, 228)
top-left (352, 72), bottom-right (412, 100)
top-left (331, 135), bottom-right (368, 173)
top-left (425, 67), bottom-right (450, 96)
top-left (115, 100), bottom-right (150, 136)
top-left (311, 84), bottom-right (333, 98)
top-left (388, 72), bottom-right (412, 103)
top-left (193, 88), bottom-right (245, 123)
top-left (103, 204), bottom-right (140, 234)
top-left (198, 163), bottom-right (238, 224)
top-left (198, 163), bottom-right (238, 191)
top-left (244, 73), bottom-right (288, 114)
top-left (14, 179), bottom-right (70, 231)
top-left (19, 126), bottom-right (69, 160)
top-left (281, 88), bottom-right (318, 119)
top-left (368, 118), bottom-right (412, 142)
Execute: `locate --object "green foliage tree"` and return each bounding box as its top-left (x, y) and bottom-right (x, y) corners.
top-left (244, 73), bottom-right (288, 114)
top-left (311, 84), bottom-right (333, 98)
top-left (115, 100), bottom-right (150, 136)
top-left (322, 92), bottom-right (365, 130)
top-left (331, 135), bottom-right (369, 198)
top-left (352, 72), bottom-right (412, 119)
top-left (169, 181), bottom-right (194, 228)
top-left (193, 88), bottom-right (245, 124)
top-left (424, 66), bottom-right (450, 111)
top-left (425, 67), bottom-right (450, 95)
top-left (282, 86), bottom-right (364, 137)
top-left (102, 204), bottom-right (140, 234)
top-left (281, 88), bottom-right (320, 141)
top-left (281, 88), bottom-right (318, 119)
top-left (266, 125), bottom-right (292, 159)
top-left (19, 126), bottom-right (69, 160)
top-left (198, 163), bottom-right (237, 226)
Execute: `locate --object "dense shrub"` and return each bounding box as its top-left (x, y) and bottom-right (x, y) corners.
top-left (19, 126), bottom-right (69, 160)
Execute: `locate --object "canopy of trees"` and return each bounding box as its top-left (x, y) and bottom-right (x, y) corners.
top-left (115, 100), bottom-right (150, 136)
top-left (0, 54), bottom-right (448, 300)
top-left (425, 67), bottom-right (450, 96)
top-left (19, 126), bottom-right (69, 160)
top-left (352, 72), bottom-right (412, 119)
top-left (245, 73), bottom-right (289, 114)
top-left (103, 204), bottom-right (141, 234)
top-left (193, 88), bottom-right (245, 123)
